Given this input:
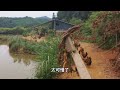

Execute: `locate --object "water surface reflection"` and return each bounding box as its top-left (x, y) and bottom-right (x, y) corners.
top-left (0, 45), bottom-right (37, 79)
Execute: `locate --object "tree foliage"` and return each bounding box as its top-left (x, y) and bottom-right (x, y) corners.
top-left (57, 11), bottom-right (91, 22)
top-left (0, 16), bottom-right (51, 28)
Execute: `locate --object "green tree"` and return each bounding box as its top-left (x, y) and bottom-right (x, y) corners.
top-left (69, 17), bottom-right (81, 25)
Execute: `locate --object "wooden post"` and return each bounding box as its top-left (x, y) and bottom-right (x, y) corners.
top-left (65, 37), bottom-right (91, 79)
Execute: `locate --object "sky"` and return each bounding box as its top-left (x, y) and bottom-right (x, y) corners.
top-left (0, 11), bottom-right (58, 18)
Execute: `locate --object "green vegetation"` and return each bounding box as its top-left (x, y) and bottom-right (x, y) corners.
top-left (6, 34), bottom-right (61, 79)
top-left (69, 17), bottom-right (81, 25)
top-left (89, 11), bottom-right (120, 49)
top-left (0, 35), bottom-right (12, 44)
top-left (0, 27), bottom-right (32, 35)
top-left (9, 36), bottom-right (36, 54)
top-left (61, 11), bottom-right (120, 50)
top-left (57, 11), bottom-right (91, 22)
top-left (1, 11), bottom-right (120, 79)
top-left (35, 36), bottom-right (61, 79)
top-left (76, 11), bottom-right (120, 49)
top-left (0, 16), bottom-right (51, 28)
top-left (79, 12), bottom-right (100, 42)
top-left (0, 14), bottom-right (64, 78)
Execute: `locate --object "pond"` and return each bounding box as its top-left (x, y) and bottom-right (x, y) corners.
top-left (0, 45), bottom-right (38, 79)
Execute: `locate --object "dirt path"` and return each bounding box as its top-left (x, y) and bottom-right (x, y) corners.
top-left (56, 42), bottom-right (120, 79)
top-left (81, 42), bottom-right (120, 79)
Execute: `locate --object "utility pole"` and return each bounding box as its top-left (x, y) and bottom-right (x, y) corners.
top-left (52, 13), bottom-right (56, 35)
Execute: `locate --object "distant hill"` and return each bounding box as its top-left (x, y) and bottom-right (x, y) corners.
top-left (35, 16), bottom-right (51, 24)
top-left (36, 16), bottom-right (51, 20)
top-left (0, 16), bottom-right (51, 28)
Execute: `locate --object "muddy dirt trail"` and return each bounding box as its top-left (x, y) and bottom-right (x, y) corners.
top-left (57, 42), bottom-right (120, 79)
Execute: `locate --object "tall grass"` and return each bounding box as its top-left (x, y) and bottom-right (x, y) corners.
top-left (35, 36), bottom-right (61, 79)
top-left (8, 35), bottom-right (61, 79)
top-left (0, 27), bottom-right (31, 35)
top-left (9, 36), bottom-right (39, 54)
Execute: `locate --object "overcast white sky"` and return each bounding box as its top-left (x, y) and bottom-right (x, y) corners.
top-left (0, 11), bottom-right (58, 18)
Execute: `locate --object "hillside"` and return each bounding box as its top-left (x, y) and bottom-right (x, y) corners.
top-left (57, 11), bottom-right (91, 22)
top-left (0, 16), bottom-right (51, 28)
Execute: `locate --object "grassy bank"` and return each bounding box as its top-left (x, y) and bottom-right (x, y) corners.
top-left (6, 35), bottom-right (61, 79)
top-left (0, 35), bottom-right (18, 44)
top-left (0, 27), bottom-right (31, 35)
